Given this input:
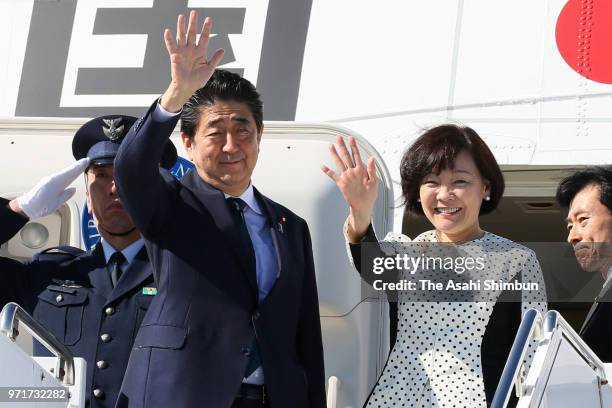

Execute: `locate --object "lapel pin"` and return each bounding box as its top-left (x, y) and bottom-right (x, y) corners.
top-left (276, 216), bottom-right (287, 233)
top-left (142, 287), bottom-right (158, 296)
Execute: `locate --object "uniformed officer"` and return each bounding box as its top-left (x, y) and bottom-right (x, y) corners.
top-left (0, 115), bottom-right (176, 408)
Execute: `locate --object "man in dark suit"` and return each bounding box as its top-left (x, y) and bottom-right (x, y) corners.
top-left (556, 166), bottom-right (612, 361)
top-left (114, 11), bottom-right (325, 408)
top-left (0, 115), bottom-right (176, 408)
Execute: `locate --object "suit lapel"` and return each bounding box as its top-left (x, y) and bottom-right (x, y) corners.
top-left (105, 247), bottom-right (153, 306)
top-left (181, 171), bottom-right (258, 298)
top-left (580, 302), bottom-right (599, 335)
top-left (85, 245), bottom-right (113, 297)
top-left (256, 188), bottom-right (290, 282)
top-left (580, 277), bottom-right (612, 334)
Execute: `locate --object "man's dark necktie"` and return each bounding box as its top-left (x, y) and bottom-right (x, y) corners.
top-left (109, 251), bottom-right (126, 288)
top-left (226, 197), bottom-right (262, 377)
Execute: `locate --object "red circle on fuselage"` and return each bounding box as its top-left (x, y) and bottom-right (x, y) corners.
top-left (556, 0), bottom-right (612, 84)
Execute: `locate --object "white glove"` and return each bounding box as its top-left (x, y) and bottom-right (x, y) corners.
top-left (17, 158), bottom-right (90, 219)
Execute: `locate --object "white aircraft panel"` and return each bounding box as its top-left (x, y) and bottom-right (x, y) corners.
top-left (538, 122), bottom-right (612, 156)
top-left (453, 0), bottom-right (548, 106)
top-left (296, 0), bottom-right (458, 121)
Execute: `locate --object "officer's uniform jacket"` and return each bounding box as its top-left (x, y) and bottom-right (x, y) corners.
top-left (114, 102), bottom-right (326, 408)
top-left (0, 198), bottom-right (156, 408)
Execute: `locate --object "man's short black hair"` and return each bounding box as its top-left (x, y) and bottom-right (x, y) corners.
top-left (180, 69), bottom-right (263, 139)
top-left (556, 166), bottom-right (612, 212)
top-left (399, 124), bottom-right (505, 215)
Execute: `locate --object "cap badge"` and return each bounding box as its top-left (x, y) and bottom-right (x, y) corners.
top-left (102, 118), bottom-right (125, 141)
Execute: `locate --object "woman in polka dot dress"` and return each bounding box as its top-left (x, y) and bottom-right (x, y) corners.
top-left (321, 124), bottom-right (547, 407)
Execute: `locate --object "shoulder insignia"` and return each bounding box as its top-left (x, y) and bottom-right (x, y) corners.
top-left (33, 245), bottom-right (85, 263)
top-left (51, 279), bottom-right (83, 289)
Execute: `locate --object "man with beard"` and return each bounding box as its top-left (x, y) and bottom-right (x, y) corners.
top-left (556, 166), bottom-right (612, 361)
top-left (0, 115), bottom-right (176, 407)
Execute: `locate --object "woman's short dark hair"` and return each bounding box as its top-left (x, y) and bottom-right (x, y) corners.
top-left (556, 166), bottom-right (612, 212)
top-left (399, 124), bottom-right (504, 215)
top-left (180, 69), bottom-right (263, 139)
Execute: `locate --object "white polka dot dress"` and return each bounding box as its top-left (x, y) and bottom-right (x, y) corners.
top-left (346, 226), bottom-right (547, 408)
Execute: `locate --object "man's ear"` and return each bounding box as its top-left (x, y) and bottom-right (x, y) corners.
top-left (181, 132), bottom-right (194, 160)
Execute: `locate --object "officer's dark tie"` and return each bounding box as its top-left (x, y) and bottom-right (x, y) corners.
top-left (109, 252), bottom-right (126, 288)
top-left (226, 197), bottom-right (261, 377)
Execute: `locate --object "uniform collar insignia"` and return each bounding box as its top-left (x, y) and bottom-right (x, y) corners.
top-left (102, 118), bottom-right (125, 141)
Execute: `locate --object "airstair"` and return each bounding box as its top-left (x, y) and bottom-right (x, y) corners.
top-left (0, 303), bottom-right (86, 408)
top-left (493, 308), bottom-right (612, 408)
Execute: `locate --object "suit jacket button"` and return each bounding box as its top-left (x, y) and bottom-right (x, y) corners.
top-left (55, 294), bottom-right (63, 303)
top-left (252, 311), bottom-right (260, 320)
top-left (100, 334), bottom-right (112, 343)
top-left (105, 306), bottom-right (115, 316)
top-left (96, 360), bottom-right (108, 369)
top-left (242, 347), bottom-right (251, 357)
top-left (93, 388), bottom-right (105, 399)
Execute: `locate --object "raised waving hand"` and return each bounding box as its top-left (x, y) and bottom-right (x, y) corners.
top-left (160, 10), bottom-right (225, 112)
top-left (321, 136), bottom-right (378, 242)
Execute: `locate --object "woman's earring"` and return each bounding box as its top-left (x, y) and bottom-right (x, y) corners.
top-left (484, 196), bottom-right (491, 201)
top-left (417, 198), bottom-right (421, 203)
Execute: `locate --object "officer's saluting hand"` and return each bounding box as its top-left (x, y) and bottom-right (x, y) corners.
top-left (8, 158), bottom-right (89, 217)
top-left (2, 158), bottom-right (88, 243)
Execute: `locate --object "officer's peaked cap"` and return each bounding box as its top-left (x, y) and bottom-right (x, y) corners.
top-left (72, 115), bottom-right (177, 170)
